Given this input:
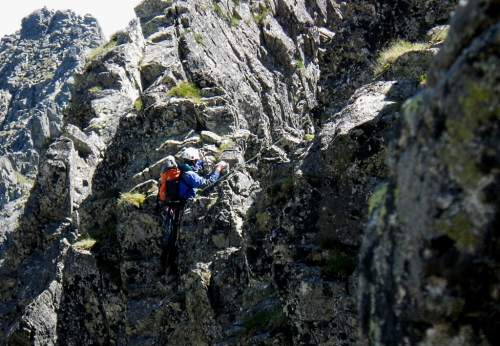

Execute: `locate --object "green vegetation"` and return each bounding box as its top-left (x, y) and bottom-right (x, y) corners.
top-left (89, 86), bottom-right (103, 93)
top-left (367, 181), bottom-right (389, 217)
top-left (256, 212), bottom-right (270, 229)
top-left (117, 192), bottom-right (146, 208)
top-left (438, 213), bottom-right (477, 249)
top-left (13, 170), bottom-right (34, 187)
top-left (253, 6), bottom-right (272, 23)
top-left (167, 82), bottom-right (201, 103)
top-left (239, 305), bottom-right (286, 337)
top-left (201, 271), bottom-right (212, 286)
top-left (373, 40), bottom-right (429, 75)
top-left (296, 59), bottom-right (305, 70)
top-left (419, 73), bottom-right (427, 85)
top-left (214, 2), bottom-right (227, 20)
top-left (43, 71), bottom-right (55, 79)
top-left (429, 26), bottom-right (449, 45)
top-left (232, 0), bottom-right (241, 5)
top-left (134, 99), bottom-right (143, 111)
top-left (215, 139), bottom-right (235, 159)
top-left (195, 33), bottom-right (204, 46)
top-left (86, 39), bottom-right (119, 62)
top-left (231, 15), bottom-right (241, 26)
top-left (74, 237), bottom-right (97, 250)
top-left (304, 134), bottom-right (314, 141)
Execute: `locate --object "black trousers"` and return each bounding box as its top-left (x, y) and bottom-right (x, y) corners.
top-left (160, 207), bottom-right (183, 274)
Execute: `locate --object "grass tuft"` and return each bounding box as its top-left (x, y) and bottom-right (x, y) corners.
top-left (117, 192), bottom-right (146, 208)
top-left (253, 6), bottom-right (272, 23)
top-left (43, 71), bottom-right (55, 79)
top-left (167, 82), bottom-right (201, 103)
top-left (86, 39), bottom-right (119, 62)
top-left (419, 73), bottom-right (427, 85)
top-left (89, 86), bottom-right (103, 93)
top-left (429, 26), bottom-right (449, 45)
top-left (195, 33), bottom-right (204, 46)
top-left (74, 237), bottom-right (97, 250)
top-left (134, 99), bottom-right (143, 111)
top-left (214, 139), bottom-right (235, 160)
top-left (296, 59), bottom-right (305, 70)
top-left (214, 2), bottom-right (227, 20)
top-left (231, 15), bottom-right (241, 26)
top-left (373, 40), bottom-right (429, 75)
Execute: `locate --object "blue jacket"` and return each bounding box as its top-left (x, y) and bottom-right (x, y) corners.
top-left (178, 162), bottom-right (220, 199)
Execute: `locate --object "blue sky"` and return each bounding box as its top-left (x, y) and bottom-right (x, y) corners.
top-left (0, 0), bottom-right (140, 39)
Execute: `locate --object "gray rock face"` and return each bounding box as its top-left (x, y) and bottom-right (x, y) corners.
top-left (0, 0), bottom-right (461, 345)
top-left (358, 0), bottom-right (500, 344)
top-left (0, 8), bottom-right (103, 344)
top-left (0, 7), bottom-right (103, 234)
top-left (315, 0), bottom-right (457, 112)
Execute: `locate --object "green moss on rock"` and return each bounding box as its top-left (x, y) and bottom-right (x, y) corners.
top-left (368, 181), bottom-right (389, 218)
top-left (438, 213), bottom-right (477, 250)
top-left (256, 212), bottom-right (270, 229)
top-left (444, 83), bottom-right (500, 190)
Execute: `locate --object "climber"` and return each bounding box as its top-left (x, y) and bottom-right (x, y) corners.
top-left (156, 147), bottom-right (227, 282)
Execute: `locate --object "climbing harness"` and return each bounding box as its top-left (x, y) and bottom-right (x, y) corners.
top-left (163, 205), bottom-right (183, 244)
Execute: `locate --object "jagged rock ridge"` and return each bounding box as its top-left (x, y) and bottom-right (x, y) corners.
top-left (0, 7), bottom-right (104, 345)
top-left (0, 7), bottom-right (103, 230)
top-left (359, 0), bottom-right (500, 344)
top-left (0, 0), bottom-right (462, 345)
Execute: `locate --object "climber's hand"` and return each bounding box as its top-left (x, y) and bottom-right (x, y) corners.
top-left (198, 148), bottom-right (206, 162)
top-left (215, 161), bottom-right (227, 174)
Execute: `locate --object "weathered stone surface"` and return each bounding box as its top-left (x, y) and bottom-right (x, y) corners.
top-left (0, 0), bottom-right (463, 345)
top-left (57, 247), bottom-right (111, 345)
top-left (377, 49), bottom-right (437, 82)
top-left (0, 8), bottom-right (103, 344)
top-left (358, 0), bottom-right (500, 345)
top-left (316, 0), bottom-right (458, 111)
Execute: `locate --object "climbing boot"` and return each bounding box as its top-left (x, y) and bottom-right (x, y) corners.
top-left (155, 263), bottom-right (166, 276)
top-left (166, 273), bottom-right (178, 283)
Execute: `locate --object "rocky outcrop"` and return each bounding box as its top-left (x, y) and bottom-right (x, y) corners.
top-left (315, 0), bottom-right (457, 112)
top-left (0, 0), bottom-right (460, 345)
top-left (0, 7), bottom-right (103, 232)
top-left (358, 0), bottom-right (500, 344)
top-left (0, 8), bottom-right (103, 344)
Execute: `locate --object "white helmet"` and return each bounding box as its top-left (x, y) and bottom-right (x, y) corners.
top-left (181, 147), bottom-right (200, 161)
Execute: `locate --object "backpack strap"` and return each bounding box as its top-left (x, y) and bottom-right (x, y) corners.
top-left (179, 171), bottom-right (194, 200)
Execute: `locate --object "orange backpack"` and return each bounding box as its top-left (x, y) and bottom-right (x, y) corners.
top-left (158, 168), bottom-right (181, 201)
